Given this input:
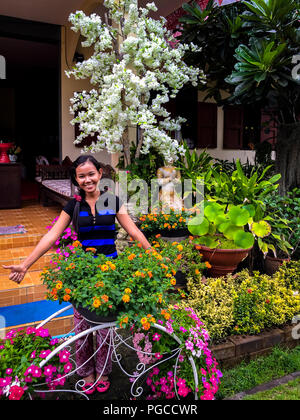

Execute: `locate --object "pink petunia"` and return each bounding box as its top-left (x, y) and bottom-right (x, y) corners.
top-left (39, 350), bottom-right (52, 359)
top-left (152, 333), bottom-right (161, 342)
top-left (63, 362), bottom-right (73, 374)
top-left (8, 385), bottom-right (24, 400)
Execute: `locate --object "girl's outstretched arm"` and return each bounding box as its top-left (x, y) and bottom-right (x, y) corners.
top-left (116, 205), bottom-right (151, 250)
top-left (2, 211), bottom-right (71, 284)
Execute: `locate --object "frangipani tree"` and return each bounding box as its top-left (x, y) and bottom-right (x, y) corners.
top-left (67, 0), bottom-right (205, 167)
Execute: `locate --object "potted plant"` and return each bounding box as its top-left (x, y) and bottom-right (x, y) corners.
top-left (138, 208), bottom-right (193, 242)
top-left (263, 191), bottom-right (300, 274)
top-left (148, 236), bottom-right (207, 288)
top-left (0, 326), bottom-right (73, 400)
top-left (8, 144), bottom-right (22, 163)
top-left (188, 201), bottom-right (271, 277)
top-left (41, 241), bottom-right (181, 329)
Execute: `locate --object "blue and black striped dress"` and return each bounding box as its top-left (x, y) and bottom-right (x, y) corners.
top-left (62, 193), bottom-right (122, 259)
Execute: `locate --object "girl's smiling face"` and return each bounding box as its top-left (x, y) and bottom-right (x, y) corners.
top-left (75, 160), bottom-right (103, 194)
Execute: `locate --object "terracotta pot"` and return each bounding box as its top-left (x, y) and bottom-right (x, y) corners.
top-left (264, 255), bottom-right (290, 276)
top-left (195, 245), bottom-right (252, 278)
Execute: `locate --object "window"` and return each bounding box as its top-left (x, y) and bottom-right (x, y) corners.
top-left (197, 102), bottom-right (217, 149)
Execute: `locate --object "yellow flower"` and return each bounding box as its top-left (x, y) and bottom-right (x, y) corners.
top-left (93, 298), bottom-right (101, 308)
top-left (177, 244), bottom-right (183, 252)
top-left (125, 288), bottom-right (132, 294)
top-left (170, 278), bottom-right (176, 286)
top-left (122, 294), bottom-right (130, 303)
top-left (56, 281), bottom-right (63, 290)
top-left (101, 264), bottom-right (109, 272)
top-left (141, 317), bottom-right (147, 324)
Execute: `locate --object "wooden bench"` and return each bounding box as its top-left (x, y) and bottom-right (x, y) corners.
top-left (35, 163), bottom-right (116, 207)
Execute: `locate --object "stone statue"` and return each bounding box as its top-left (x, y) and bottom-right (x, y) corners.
top-left (157, 164), bottom-right (183, 211)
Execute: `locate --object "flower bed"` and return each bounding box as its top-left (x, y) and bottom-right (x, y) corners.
top-left (0, 327), bottom-right (72, 400)
top-left (178, 261), bottom-right (300, 341)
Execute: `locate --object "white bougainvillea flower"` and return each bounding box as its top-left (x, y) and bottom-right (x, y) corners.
top-left (67, 0), bottom-right (206, 166)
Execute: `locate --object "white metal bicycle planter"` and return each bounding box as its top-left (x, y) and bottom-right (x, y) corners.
top-left (32, 305), bottom-right (199, 400)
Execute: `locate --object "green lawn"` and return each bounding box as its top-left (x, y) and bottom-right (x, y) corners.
top-left (216, 345), bottom-right (300, 400)
top-left (244, 377), bottom-right (300, 400)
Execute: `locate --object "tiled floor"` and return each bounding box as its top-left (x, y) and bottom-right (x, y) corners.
top-left (0, 200), bottom-right (74, 335)
top-left (0, 201), bottom-right (62, 250)
top-left (0, 200), bottom-right (62, 294)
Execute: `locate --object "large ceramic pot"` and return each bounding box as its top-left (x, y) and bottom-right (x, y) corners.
top-left (195, 245), bottom-right (253, 278)
top-left (74, 304), bottom-right (118, 325)
top-left (264, 255), bottom-right (290, 276)
top-left (0, 143), bottom-right (13, 164)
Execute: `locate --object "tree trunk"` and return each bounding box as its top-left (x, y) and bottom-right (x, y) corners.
top-left (122, 127), bottom-right (131, 168)
top-left (276, 122), bottom-right (300, 196)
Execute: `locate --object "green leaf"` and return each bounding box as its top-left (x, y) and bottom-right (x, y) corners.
top-left (228, 206), bottom-right (251, 226)
top-left (251, 220), bottom-right (271, 238)
top-left (233, 230), bottom-right (255, 249)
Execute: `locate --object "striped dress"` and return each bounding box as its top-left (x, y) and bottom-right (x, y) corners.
top-left (62, 193), bottom-right (122, 377)
top-left (62, 193), bottom-right (122, 259)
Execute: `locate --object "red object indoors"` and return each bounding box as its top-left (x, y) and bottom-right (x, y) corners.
top-left (0, 143), bottom-right (13, 163)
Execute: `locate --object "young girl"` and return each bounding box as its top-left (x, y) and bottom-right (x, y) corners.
top-left (3, 155), bottom-right (152, 394)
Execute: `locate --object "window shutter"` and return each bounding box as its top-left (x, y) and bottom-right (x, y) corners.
top-left (197, 102), bottom-right (217, 148)
top-left (260, 109), bottom-right (278, 148)
top-left (223, 106), bottom-right (244, 149)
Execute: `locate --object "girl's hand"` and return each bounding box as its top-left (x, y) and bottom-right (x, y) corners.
top-left (2, 264), bottom-right (27, 284)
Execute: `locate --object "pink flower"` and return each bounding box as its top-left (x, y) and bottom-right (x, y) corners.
top-left (59, 350), bottom-right (70, 363)
top-left (35, 328), bottom-right (49, 338)
top-left (30, 351), bottom-right (36, 359)
top-left (44, 365), bottom-right (55, 377)
top-left (155, 353), bottom-right (163, 360)
top-left (160, 377), bottom-right (168, 385)
top-left (39, 350), bottom-right (51, 359)
top-left (0, 377), bottom-right (12, 387)
top-left (74, 194), bottom-right (82, 202)
top-left (152, 367), bottom-right (160, 375)
top-left (146, 377), bottom-right (152, 386)
top-left (161, 384), bottom-right (170, 393)
top-left (8, 385), bottom-right (24, 400)
top-left (185, 340), bottom-right (194, 351)
top-left (177, 378), bottom-right (186, 388)
top-left (63, 362), bottom-right (73, 374)
top-left (178, 386), bottom-right (190, 398)
top-left (152, 333), bottom-right (161, 342)
top-left (32, 366), bottom-right (42, 378)
top-left (26, 327), bottom-right (36, 335)
top-left (54, 374), bottom-right (65, 387)
top-left (5, 368), bottom-right (13, 375)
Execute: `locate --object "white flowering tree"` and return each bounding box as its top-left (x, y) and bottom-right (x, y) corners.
top-left (67, 0), bottom-right (205, 166)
